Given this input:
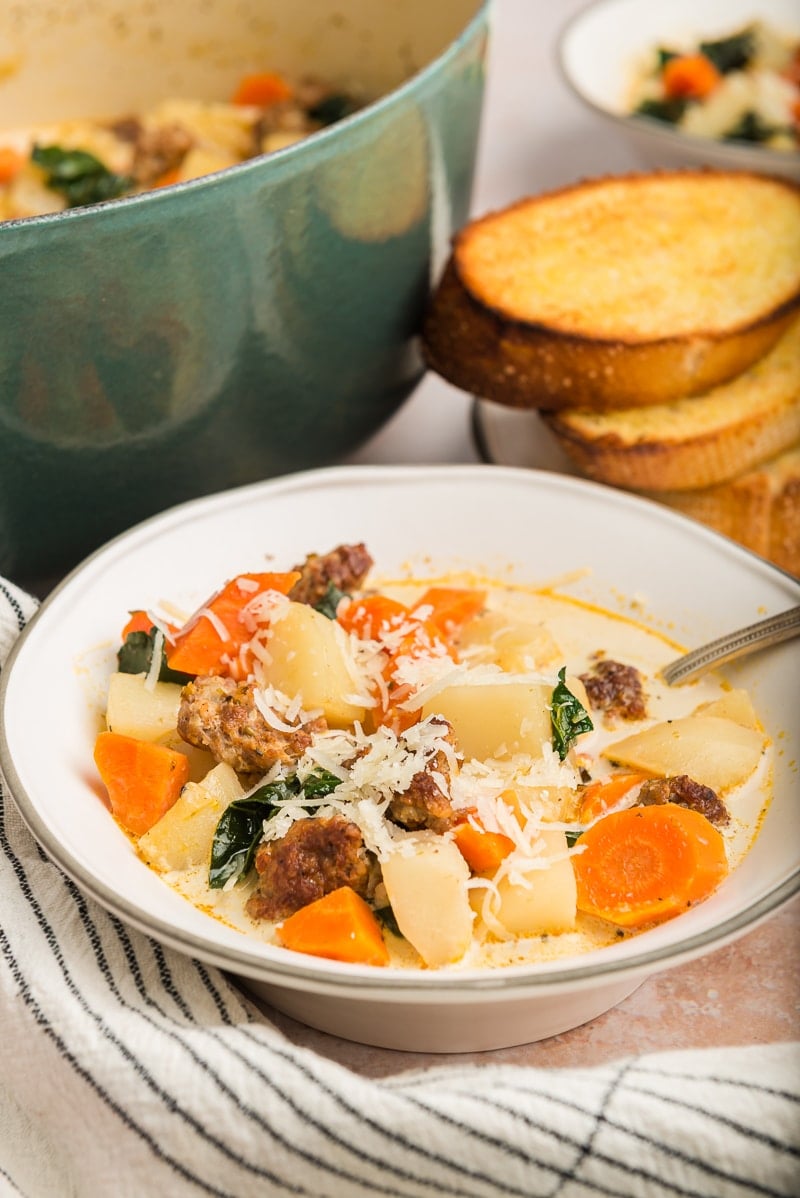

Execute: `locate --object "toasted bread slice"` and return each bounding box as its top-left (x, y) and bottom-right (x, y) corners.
top-left (422, 171), bottom-right (800, 411)
top-left (540, 317), bottom-right (800, 491)
top-left (641, 447), bottom-right (800, 578)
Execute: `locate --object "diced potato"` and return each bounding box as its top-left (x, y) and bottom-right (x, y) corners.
top-left (177, 145), bottom-right (238, 181)
top-left (457, 612), bottom-right (562, 671)
top-left (381, 835), bottom-right (473, 966)
top-left (475, 829), bottom-right (577, 937)
top-left (694, 689), bottom-right (760, 730)
top-left (423, 679), bottom-right (553, 761)
top-left (509, 785), bottom-right (580, 823)
top-left (603, 715), bottom-right (765, 793)
top-left (106, 672), bottom-right (183, 742)
top-left (260, 602), bottom-right (366, 728)
top-left (137, 762), bottom-right (244, 872)
top-left (156, 731), bottom-right (217, 783)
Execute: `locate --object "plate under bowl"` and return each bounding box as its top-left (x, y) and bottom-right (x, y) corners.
top-left (1, 464), bottom-right (798, 1051)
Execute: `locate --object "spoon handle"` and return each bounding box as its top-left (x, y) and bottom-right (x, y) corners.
top-left (662, 605), bottom-right (800, 686)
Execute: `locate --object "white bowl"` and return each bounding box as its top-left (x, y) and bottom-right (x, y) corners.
top-left (1, 464), bottom-right (798, 1052)
top-left (559, 0), bottom-right (800, 181)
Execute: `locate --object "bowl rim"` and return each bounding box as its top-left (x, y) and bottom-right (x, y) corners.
top-left (0, 0), bottom-right (491, 232)
top-left (1, 462), bottom-right (799, 1001)
top-left (556, 0), bottom-right (800, 174)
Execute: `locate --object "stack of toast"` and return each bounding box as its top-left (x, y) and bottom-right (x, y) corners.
top-left (422, 170), bottom-right (800, 576)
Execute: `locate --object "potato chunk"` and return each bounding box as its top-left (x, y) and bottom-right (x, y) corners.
top-left (477, 829), bottom-right (577, 937)
top-left (694, 689), bottom-right (760, 730)
top-left (603, 715), bottom-right (764, 793)
top-left (381, 835), bottom-right (473, 966)
top-left (106, 672), bottom-right (183, 742)
top-left (260, 602), bottom-right (366, 728)
top-left (457, 612), bottom-right (562, 671)
top-left (137, 762), bottom-right (244, 872)
top-left (423, 680), bottom-right (553, 761)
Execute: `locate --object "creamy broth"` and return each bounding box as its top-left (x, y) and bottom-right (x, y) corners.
top-left (99, 571), bottom-right (770, 972)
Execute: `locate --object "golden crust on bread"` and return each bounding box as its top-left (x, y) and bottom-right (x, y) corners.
top-left (540, 318), bottom-right (800, 491)
top-left (422, 171), bottom-right (800, 411)
top-left (641, 446), bottom-right (800, 578)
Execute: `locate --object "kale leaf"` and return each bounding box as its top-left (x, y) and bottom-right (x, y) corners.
top-left (308, 93), bottom-right (359, 126)
top-left (117, 628), bottom-right (193, 685)
top-left (699, 28), bottom-right (756, 74)
top-left (723, 110), bottom-right (784, 143)
top-left (32, 144), bottom-right (132, 208)
top-left (208, 770), bottom-right (342, 889)
top-left (550, 667), bottom-right (594, 761)
top-left (314, 580), bottom-right (348, 620)
top-left (634, 97), bottom-right (687, 124)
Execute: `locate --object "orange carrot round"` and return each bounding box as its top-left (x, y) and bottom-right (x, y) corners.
top-left (232, 72), bottom-right (293, 107)
top-left (278, 886), bottom-right (390, 966)
top-left (0, 146), bottom-right (24, 184)
top-left (121, 609), bottom-right (155, 640)
top-left (337, 594), bottom-right (410, 640)
top-left (411, 587), bottom-right (486, 641)
top-left (573, 803), bottom-right (728, 928)
top-left (167, 570), bottom-right (299, 677)
top-left (662, 54), bottom-right (721, 100)
top-left (452, 818), bottom-right (514, 874)
top-left (94, 731), bottom-right (189, 837)
top-left (578, 772), bottom-right (648, 824)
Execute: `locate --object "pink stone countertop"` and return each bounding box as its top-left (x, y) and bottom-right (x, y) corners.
top-left (253, 895), bottom-right (800, 1077)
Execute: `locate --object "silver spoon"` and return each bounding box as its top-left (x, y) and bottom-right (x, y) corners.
top-left (662, 604), bottom-right (800, 686)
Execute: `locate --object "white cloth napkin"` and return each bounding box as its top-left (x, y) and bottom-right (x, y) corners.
top-left (1, 578), bottom-right (798, 1198)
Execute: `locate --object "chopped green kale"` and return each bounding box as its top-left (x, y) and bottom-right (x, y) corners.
top-left (550, 667), bottom-right (594, 761)
top-left (208, 770), bottom-right (342, 889)
top-left (699, 27), bottom-right (756, 74)
top-left (723, 109), bottom-right (785, 143)
top-left (32, 144), bottom-right (132, 208)
top-left (314, 580), bottom-right (348, 620)
top-left (117, 628), bottom-right (192, 685)
top-left (634, 97), bottom-right (688, 124)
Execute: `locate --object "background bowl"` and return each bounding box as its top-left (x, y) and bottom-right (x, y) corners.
top-left (1, 464), bottom-right (798, 1052)
top-left (559, 0), bottom-right (800, 180)
top-left (0, 0), bottom-right (488, 586)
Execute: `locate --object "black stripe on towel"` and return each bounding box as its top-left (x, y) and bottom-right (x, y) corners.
top-left (453, 1078), bottom-right (795, 1198)
top-left (0, 582), bottom-right (28, 632)
top-left (64, 876), bottom-right (419, 1198)
top-left (238, 1030), bottom-right (534, 1198)
top-left (0, 812), bottom-right (307, 1197)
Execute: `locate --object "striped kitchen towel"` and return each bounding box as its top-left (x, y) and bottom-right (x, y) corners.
top-left (1, 577), bottom-right (798, 1198)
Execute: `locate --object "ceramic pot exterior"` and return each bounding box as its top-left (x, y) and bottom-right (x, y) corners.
top-left (0, 1), bottom-right (488, 582)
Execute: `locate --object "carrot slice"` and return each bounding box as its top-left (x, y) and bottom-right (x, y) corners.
top-left (337, 594), bottom-right (410, 640)
top-left (166, 571), bottom-right (299, 676)
top-left (578, 772), bottom-right (648, 823)
top-left (278, 886), bottom-right (390, 966)
top-left (573, 803), bottom-right (728, 928)
top-left (232, 72), bottom-right (293, 107)
top-left (121, 610), bottom-right (156, 640)
top-left (452, 819), bottom-right (514, 874)
top-left (411, 587), bottom-right (486, 640)
top-left (152, 166), bottom-right (182, 189)
top-left (94, 731), bottom-right (189, 836)
top-left (0, 146), bottom-right (24, 184)
top-left (662, 54), bottom-right (721, 100)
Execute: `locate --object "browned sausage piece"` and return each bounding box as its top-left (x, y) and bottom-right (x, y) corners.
top-left (246, 815), bottom-right (374, 922)
top-left (177, 675), bottom-right (326, 776)
top-left (637, 775), bottom-right (730, 827)
top-left (580, 658), bottom-right (646, 721)
top-left (289, 543), bottom-right (374, 607)
top-left (387, 719), bottom-right (457, 833)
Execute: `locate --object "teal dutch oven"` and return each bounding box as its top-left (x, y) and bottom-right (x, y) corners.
top-left (0, 0), bottom-right (489, 585)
